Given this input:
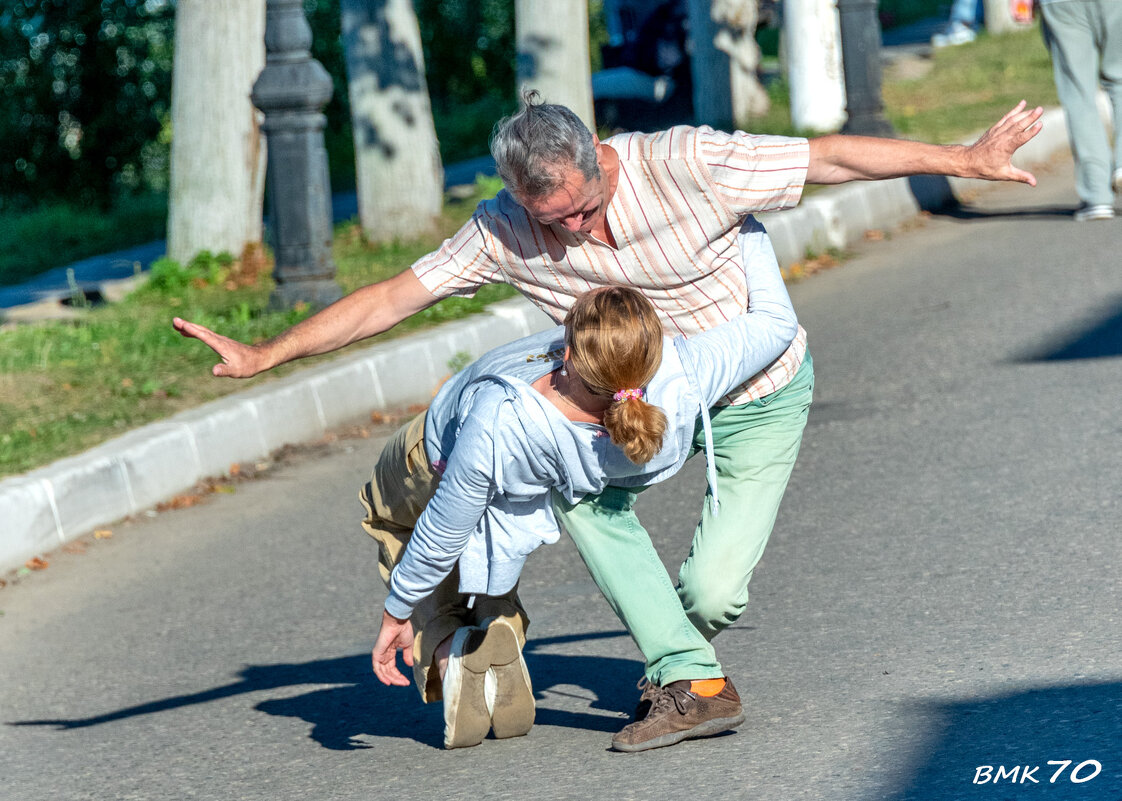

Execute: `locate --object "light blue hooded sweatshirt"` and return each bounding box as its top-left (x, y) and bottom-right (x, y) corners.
top-left (384, 217), bottom-right (799, 619)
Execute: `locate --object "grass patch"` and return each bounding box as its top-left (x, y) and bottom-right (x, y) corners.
top-left (745, 24), bottom-right (1057, 145)
top-left (883, 24), bottom-right (1058, 141)
top-left (0, 181), bottom-right (514, 477)
top-left (0, 193), bottom-right (167, 287)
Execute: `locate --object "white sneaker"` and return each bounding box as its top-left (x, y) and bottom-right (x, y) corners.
top-left (932, 22), bottom-right (977, 48)
top-left (477, 617), bottom-right (535, 740)
top-left (1073, 203), bottom-right (1115, 222)
top-left (1112, 168), bottom-right (1122, 194)
top-left (442, 626), bottom-right (492, 749)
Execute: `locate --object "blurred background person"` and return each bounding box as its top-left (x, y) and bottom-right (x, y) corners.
top-left (1039, 0), bottom-right (1122, 221)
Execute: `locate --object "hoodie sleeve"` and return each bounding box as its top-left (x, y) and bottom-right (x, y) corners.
top-left (384, 416), bottom-right (496, 619)
top-left (678, 216), bottom-right (799, 408)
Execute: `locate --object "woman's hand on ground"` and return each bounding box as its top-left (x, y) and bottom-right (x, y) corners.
top-left (371, 610), bottom-right (414, 687)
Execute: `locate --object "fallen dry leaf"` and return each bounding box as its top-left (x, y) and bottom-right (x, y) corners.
top-left (228, 463), bottom-right (241, 477)
top-left (864, 229), bottom-right (885, 242)
top-left (371, 410), bottom-right (408, 425)
top-left (94, 529), bottom-right (114, 539)
top-left (159, 493), bottom-right (204, 511)
top-left (25, 557), bottom-right (49, 571)
top-left (62, 542), bottom-right (86, 555)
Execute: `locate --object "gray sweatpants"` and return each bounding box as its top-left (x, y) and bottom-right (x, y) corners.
top-left (1041, 0), bottom-right (1122, 206)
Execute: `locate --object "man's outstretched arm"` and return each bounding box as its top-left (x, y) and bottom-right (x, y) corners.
top-left (806, 101), bottom-right (1044, 186)
top-left (173, 267), bottom-right (438, 378)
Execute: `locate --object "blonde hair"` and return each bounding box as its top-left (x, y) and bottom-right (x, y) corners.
top-left (563, 287), bottom-right (668, 464)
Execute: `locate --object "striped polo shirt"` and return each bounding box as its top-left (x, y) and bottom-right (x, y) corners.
top-left (411, 125), bottom-right (810, 404)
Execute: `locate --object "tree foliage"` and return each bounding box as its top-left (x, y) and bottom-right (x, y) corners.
top-left (0, 0), bottom-right (592, 208)
top-left (0, 0), bottom-right (174, 207)
top-left (416, 0), bottom-right (516, 109)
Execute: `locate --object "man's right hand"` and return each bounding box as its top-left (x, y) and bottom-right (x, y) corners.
top-left (172, 317), bottom-right (270, 378)
top-left (171, 270), bottom-right (439, 380)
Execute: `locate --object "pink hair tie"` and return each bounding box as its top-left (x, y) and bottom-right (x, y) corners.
top-left (612, 388), bottom-right (644, 402)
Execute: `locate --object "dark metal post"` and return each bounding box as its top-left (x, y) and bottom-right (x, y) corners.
top-left (836, 0), bottom-right (895, 137)
top-left (252, 0), bottom-right (341, 309)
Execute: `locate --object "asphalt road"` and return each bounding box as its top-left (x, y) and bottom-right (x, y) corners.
top-left (2, 157), bottom-right (1120, 801)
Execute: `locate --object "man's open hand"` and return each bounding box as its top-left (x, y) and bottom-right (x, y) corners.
top-left (172, 317), bottom-right (268, 378)
top-left (371, 610), bottom-right (414, 687)
top-left (965, 100), bottom-right (1044, 186)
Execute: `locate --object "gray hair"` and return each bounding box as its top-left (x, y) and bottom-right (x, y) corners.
top-left (490, 91), bottom-right (600, 200)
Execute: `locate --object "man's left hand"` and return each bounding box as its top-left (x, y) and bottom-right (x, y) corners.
top-left (964, 100), bottom-right (1044, 185)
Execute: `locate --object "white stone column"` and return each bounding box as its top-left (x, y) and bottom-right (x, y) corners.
top-left (784, 0), bottom-right (846, 132)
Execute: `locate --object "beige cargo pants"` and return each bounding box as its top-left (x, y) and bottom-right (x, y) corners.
top-left (359, 413), bottom-right (528, 702)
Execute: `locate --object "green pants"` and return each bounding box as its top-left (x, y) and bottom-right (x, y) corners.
top-left (1041, 0), bottom-right (1122, 206)
top-left (554, 354), bottom-right (814, 686)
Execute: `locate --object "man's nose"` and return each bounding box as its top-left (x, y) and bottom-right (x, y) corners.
top-left (560, 215), bottom-right (582, 232)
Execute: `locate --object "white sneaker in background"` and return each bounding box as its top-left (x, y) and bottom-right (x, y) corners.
top-left (932, 22), bottom-right (977, 48)
top-left (1073, 203), bottom-right (1116, 222)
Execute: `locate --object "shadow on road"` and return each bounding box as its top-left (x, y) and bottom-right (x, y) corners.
top-left (1015, 299), bottom-right (1122, 362)
top-left (936, 204), bottom-right (1079, 221)
top-left (904, 174), bottom-right (1079, 221)
top-left (873, 681), bottom-right (1122, 800)
top-left (7, 631), bottom-right (641, 751)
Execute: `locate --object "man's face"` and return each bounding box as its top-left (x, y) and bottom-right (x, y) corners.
top-left (519, 166), bottom-right (608, 235)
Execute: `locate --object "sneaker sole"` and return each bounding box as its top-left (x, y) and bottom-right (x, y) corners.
top-left (1074, 209), bottom-right (1115, 222)
top-left (443, 627), bottom-right (492, 749)
top-left (466, 619), bottom-right (535, 739)
top-left (610, 712), bottom-right (746, 753)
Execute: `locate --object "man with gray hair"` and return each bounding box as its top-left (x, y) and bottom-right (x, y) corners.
top-left (175, 94), bottom-right (1044, 752)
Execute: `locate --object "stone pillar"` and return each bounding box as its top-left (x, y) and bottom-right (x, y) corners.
top-left (251, 0), bottom-right (342, 309)
top-left (785, 0), bottom-right (846, 132)
top-left (983, 0), bottom-right (1017, 34)
top-left (836, 0), bottom-right (894, 137)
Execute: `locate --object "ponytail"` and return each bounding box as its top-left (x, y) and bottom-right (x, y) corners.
top-left (604, 391), bottom-right (667, 464)
top-left (563, 287), bottom-right (668, 465)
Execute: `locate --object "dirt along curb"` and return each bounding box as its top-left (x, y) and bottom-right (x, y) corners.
top-left (0, 106), bottom-right (1077, 574)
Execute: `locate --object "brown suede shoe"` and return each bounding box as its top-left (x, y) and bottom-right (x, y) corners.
top-left (611, 678), bottom-right (745, 752)
top-left (632, 677), bottom-right (658, 722)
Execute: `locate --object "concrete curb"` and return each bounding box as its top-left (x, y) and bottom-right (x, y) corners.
top-left (0, 105), bottom-right (1082, 573)
top-left (1, 298), bottom-right (554, 572)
